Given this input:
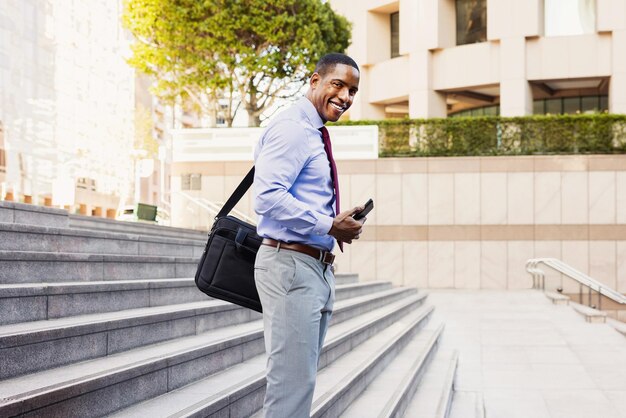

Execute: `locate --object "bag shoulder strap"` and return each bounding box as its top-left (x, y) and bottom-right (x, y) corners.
top-left (216, 166), bottom-right (255, 219)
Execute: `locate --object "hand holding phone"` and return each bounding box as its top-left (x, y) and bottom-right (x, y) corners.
top-left (352, 198), bottom-right (373, 221)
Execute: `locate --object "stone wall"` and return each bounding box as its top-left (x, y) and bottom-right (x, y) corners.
top-left (171, 155), bottom-right (626, 292)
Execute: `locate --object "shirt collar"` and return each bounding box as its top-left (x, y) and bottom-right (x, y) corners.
top-left (297, 97), bottom-right (325, 130)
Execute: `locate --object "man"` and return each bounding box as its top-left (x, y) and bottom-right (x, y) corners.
top-left (253, 53), bottom-right (365, 418)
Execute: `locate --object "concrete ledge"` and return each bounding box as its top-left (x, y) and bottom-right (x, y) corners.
top-left (571, 302), bottom-right (607, 323)
top-left (69, 213), bottom-right (207, 239)
top-left (311, 305), bottom-right (435, 418)
top-left (0, 201), bottom-right (69, 228)
top-left (607, 318), bottom-right (626, 336)
top-left (0, 287), bottom-right (419, 416)
top-left (335, 273), bottom-right (359, 285)
top-left (0, 280), bottom-right (391, 325)
top-left (434, 350), bottom-right (459, 418)
top-left (0, 300), bottom-right (258, 380)
top-left (335, 282), bottom-right (391, 300)
top-left (331, 288), bottom-right (417, 324)
top-left (371, 322), bottom-right (444, 418)
top-left (0, 279), bottom-right (205, 325)
top-left (0, 222), bottom-right (204, 257)
top-left (112, 291), bottom-right (428, 418)
top-left (544, 291), bottom-right (570, 305)
top-left (0, 251), bottom-right (198, 283)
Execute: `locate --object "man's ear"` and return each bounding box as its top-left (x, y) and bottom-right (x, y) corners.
top-left (309, 72), bottom-right (321, 89)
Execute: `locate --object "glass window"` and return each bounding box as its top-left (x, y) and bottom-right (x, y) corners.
top-left (545, 98), bottom-right (562, 114)
top-left (456, 0), bottom-right (487, 45)
top-left (581, 96), bottom-right (599, 113)
top-left (190, 174), bottom-right (201, 190)
top-left (600, 95), bottom-right (608, 112)
top-left (533, 100), bottom-right (545, 114)
top-left (545, 0), bottom-right (596, 37)
top-left (390, 12), bottom-right (400, 58)
top-left (483, 106), bottom-right (498, 116)
top-left (181, 174), bottom-right (191, 190)
top-left (563, 97), bottom-right (580, 114)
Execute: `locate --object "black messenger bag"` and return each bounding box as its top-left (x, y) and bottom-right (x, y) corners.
top-left (194, 167), bottom-right (263, 312)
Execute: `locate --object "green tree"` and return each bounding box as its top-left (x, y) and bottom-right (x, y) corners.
top-left (123, 0), bottom-right (351, 127)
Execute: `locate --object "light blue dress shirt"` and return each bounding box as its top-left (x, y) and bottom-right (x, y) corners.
top-left (254, 97), bottom-right (336, 251)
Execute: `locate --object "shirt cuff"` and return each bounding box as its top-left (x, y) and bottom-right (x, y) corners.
top-left (313, 214), bottom-right (334, 236)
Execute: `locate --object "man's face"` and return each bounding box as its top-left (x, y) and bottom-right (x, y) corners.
top-left (307, 63), bottom-right (360, 123)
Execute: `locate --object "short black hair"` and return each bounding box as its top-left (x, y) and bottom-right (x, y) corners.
top-left (314, 53), bottom-right (359, 76)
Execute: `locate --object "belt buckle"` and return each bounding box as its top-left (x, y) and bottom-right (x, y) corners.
top-left (321, 251), bottom-right (335, 265)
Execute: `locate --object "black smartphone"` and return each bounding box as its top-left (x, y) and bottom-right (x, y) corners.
top-left (353, 198), bottom-right (374, 221)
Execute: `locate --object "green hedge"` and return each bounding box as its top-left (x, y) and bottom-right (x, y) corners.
top-left (332, 114), bottom-right (626, 157)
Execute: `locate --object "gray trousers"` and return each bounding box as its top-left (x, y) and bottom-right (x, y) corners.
top-left (254, 245), bottom-right (335, 418)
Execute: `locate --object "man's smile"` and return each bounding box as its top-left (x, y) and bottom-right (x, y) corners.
top-left (329, 101), bottom-right (346, 111)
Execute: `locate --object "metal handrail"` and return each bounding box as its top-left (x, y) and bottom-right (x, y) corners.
top-left (526, 257), bottom-right (626, 310)
top-left (175, 191), bottom-right (256, 225)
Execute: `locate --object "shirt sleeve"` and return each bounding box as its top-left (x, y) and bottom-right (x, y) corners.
top-left (254, 120), bottom-right (334, 236)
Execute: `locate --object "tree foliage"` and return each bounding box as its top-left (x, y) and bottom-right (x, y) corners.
top-left (122, 0), bottom-right (351, 127)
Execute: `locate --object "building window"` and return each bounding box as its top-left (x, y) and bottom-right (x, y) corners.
top-left (390, 12), bottom-right (400, 58)
top-left (181, 173), bottom-right (201, 191)
top-left (456, 0), bottom-right (487, 46)
top-left (533, 95), bottom-right (608, 114)
top-left (76, 177), bottom-right (97, 191)
top-left (545, 0), bottom-right (596, 37)
top-left (450, 105), bottom-right (500, 117)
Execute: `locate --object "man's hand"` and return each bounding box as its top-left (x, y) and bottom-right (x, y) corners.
top-left (329, 207), bottom-right (366, 244)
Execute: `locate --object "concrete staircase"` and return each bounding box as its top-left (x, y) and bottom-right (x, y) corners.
top-left (0, 201), bottom-right (455, 418)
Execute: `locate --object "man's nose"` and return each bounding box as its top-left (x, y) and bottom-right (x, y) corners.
top-left (338, 87), bottom-right (350, 103)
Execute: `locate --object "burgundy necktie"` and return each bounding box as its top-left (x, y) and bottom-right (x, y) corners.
top-left (320, 126), bottom-right (343, 252)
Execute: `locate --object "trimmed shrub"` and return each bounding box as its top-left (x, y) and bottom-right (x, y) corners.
top-left (333, 114), bottom-right (626, 157)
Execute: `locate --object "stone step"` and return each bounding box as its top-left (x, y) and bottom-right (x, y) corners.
top-left (0, 279), bottom-right (384, 326)
top-left (570, 301), bottom-right (608, 323)
top-left (0, 201), bottom-right (68, 228)
top-left (0, 287), bottom-right (412, 380)
top-left (109, 294), bottom-right (429, 418)
top-left (69, 214), bottom-right (208, 240)
top-left (309, 307), bottom-right (439, 418)
top-left (448, 391), bottom-right (485, 418)
top-left (334, 273), bottom-right (359, 285)
top-left (0, 291), bottom-right (427, 417)
top-left (544, 290), bottom-right (570, 305)
top-left (0, 278), bottom-right (204, 325)
top-left (0, 222), bottom-right (205, 257)
top-left (0, 251), bottom-right (198, 283)
top-left (335, 281), bottom-right (392, 300)
top-left (608, 317), bottom-right (626, 336)
top-left (402, 349), bottom-right (459, 418)
top-left (339, 321), bottom-right (446, 418)
top-left (0, 299), bottom-right (256, 380)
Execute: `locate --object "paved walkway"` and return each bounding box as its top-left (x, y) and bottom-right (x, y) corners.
top-left (428, 290), bottom-right (626, 418)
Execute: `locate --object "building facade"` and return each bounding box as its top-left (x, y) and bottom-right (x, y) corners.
top-left (0, 0), bottom-right (137, 214)
top-left (329, 0), bottom-right (626, 119)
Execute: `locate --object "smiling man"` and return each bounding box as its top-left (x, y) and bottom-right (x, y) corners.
top-left (253, 53), bottom-right (366, 417)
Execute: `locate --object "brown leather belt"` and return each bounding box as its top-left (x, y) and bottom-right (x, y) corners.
top-left (262, 238), bottom-right (335, 266)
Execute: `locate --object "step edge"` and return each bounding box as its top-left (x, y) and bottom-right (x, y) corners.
top-left (377, 322), bottom-right (445, 418)
top-left (310, 304), bottom-right (436, 418)
top-left (106, 295), bottom-right (426, 418)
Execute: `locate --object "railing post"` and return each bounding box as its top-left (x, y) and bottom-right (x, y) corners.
top-left (598, 286), bottom-right (602, 311)
top-left (579, 283), bottom-right (583, 304)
